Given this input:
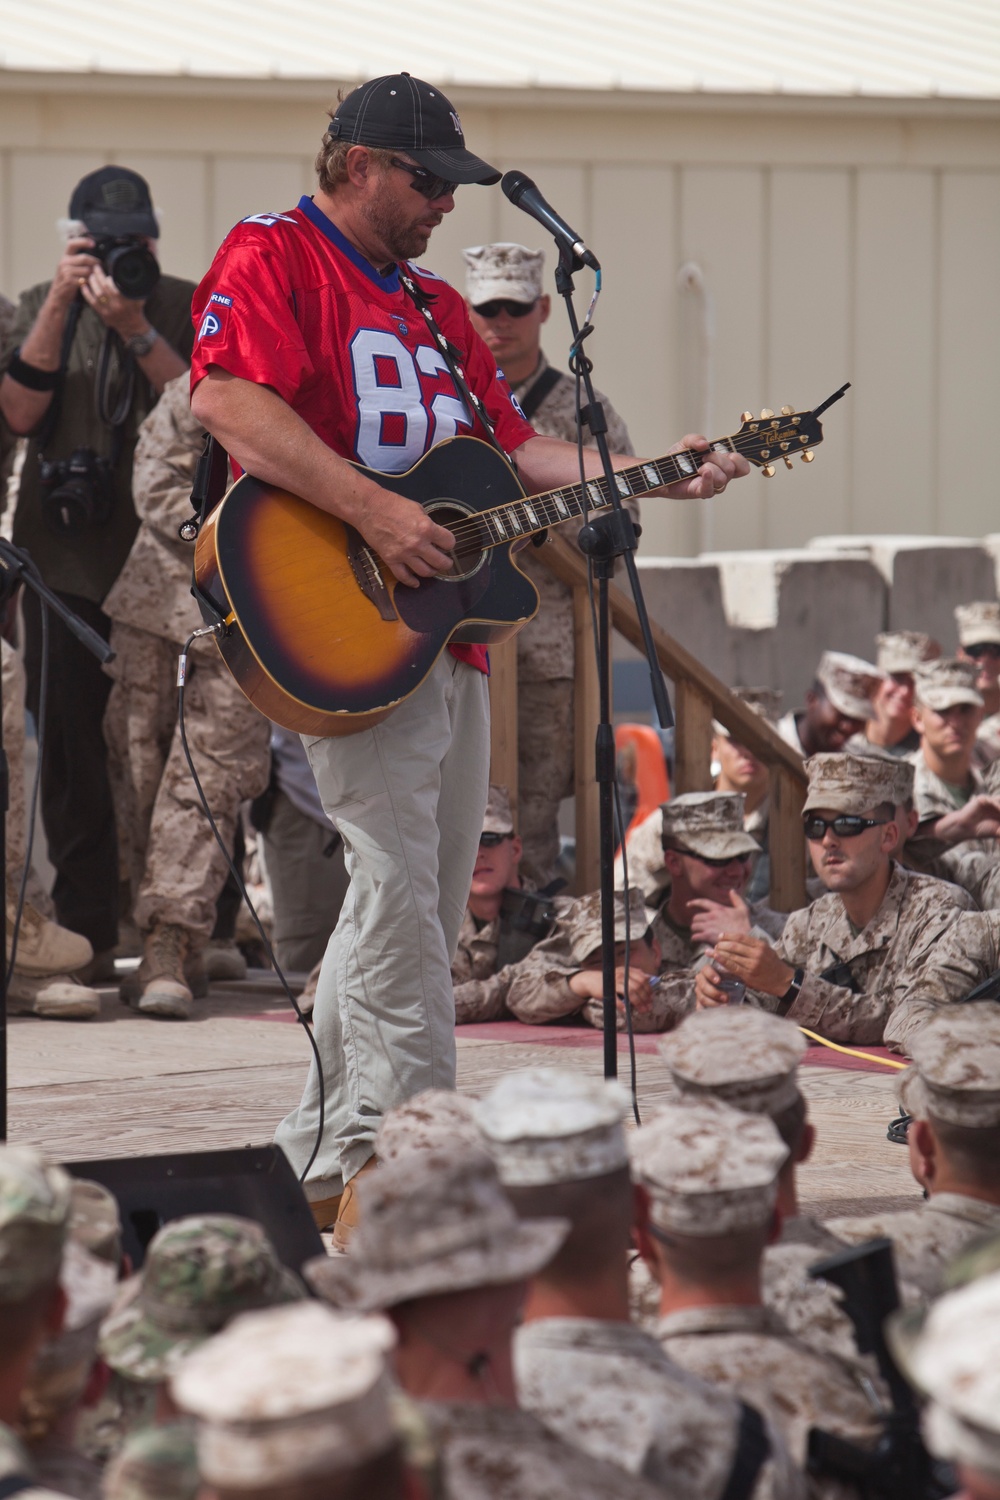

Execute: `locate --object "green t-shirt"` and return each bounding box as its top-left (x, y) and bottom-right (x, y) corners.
top-left (1, 274), bottom-right (195, 603)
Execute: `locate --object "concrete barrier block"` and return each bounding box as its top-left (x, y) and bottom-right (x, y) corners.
top-left (619, 559), bottom-right (732, 686)
top-left (981, 535), bottom-right (1000, 598)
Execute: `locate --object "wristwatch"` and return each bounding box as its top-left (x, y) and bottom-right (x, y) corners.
top-left (125, 327), bottom-right (159, 358)
top-left (776, 966), bottom-right (805, 1015)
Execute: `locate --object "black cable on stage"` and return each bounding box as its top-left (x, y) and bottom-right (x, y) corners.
top-left (571, 360), bottom-right (641, 1121)
top-left (6, 586), bottom-right (50, 988)
top-left (176, 627), bottom-right (325, 1185)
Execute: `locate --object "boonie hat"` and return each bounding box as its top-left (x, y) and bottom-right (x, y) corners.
top-left (660, 791), bottom-right (760, 861)
top-left (173, 1305), bottom-right (397, 1486)
top-left (464, 243), bottom-right (545, 305)
top-left (103, 1421), bottom-right (199, 1500)
top-left (304, 1149), bottom-right (568, 1311)
top-left (802, 752), bottom-right (897, 816)
top-left (327, 74), bottom-right (500, 185)
top-left (875, 631), bottom-right (940, 675)
top-left (563, 887), bottom-right (655, 965)
top-left (890, 1270), bottom-right (1000, 1482)
top-left (659, 1008), bottom-right (806, 1117)
top-left (99, 1214), bottom-right (304, 1383)
top-left (0, 1143), bottom-right (70, 1301)
top-left (955, 601), bottom-right (1000, 649)
top-left (375, 1088), bottom-right (483, 1166)
top-left (68, 1177), bottom-right (123, 1267)
top-left (69, 167), bottom-right (158, 238)
top-left (913, 657), bottom-right (984, 712)
top-left (630, 1100), bottom-right (788, 1236)
top-left (482, 783), bottom-right (515, 837)
top-left (896, 1003), bottom-right (1000, 1127)
top-left (474, 1067), bottom-right (632, 1186)
top-left (816, 651), bottom-right (883, 721)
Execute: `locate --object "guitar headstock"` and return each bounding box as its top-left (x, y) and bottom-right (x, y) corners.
top-left (733, 404), bottom-right (825, 476)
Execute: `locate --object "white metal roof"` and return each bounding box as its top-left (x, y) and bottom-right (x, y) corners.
top-left (0, 0), bottom-right (999, 99)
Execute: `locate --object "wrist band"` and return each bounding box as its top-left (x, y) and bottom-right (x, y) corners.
top-left (7, 348), bottom-right (60, 392)
top-left (776, 967), bottom-right (805, 1015)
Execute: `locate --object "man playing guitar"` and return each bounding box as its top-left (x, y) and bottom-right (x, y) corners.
top-left (190, 73), bottom-right (748, 1246)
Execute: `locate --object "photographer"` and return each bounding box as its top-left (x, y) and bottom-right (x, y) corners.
top-left (0, 167), bottom-right (194, 975)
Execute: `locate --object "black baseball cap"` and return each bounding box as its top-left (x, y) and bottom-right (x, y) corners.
top-left (69, 167), bottom-right (159, 238)
top-left (327, 73), bottom-right (500, 186)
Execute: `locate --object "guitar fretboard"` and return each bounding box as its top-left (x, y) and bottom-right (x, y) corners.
top-left (470, 439), bottom-right (738, 548)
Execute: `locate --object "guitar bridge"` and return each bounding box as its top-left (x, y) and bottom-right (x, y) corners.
top-left (346, 527), bottom-right (397, 622)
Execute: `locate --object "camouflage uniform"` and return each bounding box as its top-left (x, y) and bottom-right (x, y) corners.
top-left (103, 373), bottom-right (270, 940)
top-left (830, 1004), bottom-right (1000, 1299)
top-left (905, 751), bottom-right (1000, 904)
top-left (778, 651), bottom-right (883, 759)
top-left (954, 603), bottom-right (1000, 769)
top-left (102, 1422), bottom-right (199, 1500)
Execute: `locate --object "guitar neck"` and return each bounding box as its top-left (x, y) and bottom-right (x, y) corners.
top-left (479, 436), bottom-right (739, 546)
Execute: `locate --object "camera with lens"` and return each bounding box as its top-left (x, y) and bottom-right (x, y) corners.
top-left (87, 235), bottom-right (160, 300)
top-left (39, 448), bottom-right (115, 534)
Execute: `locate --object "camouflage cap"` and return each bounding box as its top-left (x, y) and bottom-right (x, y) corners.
top-left (482, 783), bottom-right (515, 837)
top-left (98, 1214), bottom-right (305, 1383)
top-left (0, 1144), bottom-right (71, 1301)
top-left (304, 1149), bottom-right (568, 1312)
top-left (913, 657), bottom-right (984, 712)
top-left (464, 242), bottom-right (545, 305)
top-left (658, 1008), bottom-right (807, 1117)
top-left (630, 1100), bottom-right (788, 1236)
top-left (473, 1067), bottom-right (632, 1186)
top-left (173, 1305), bottom-right (397, 1485)
top-left (802, 752), bottom-right (898, 816)
top-left (564, 887), bottom-right (655, 966)
top-left (712, 686), bottom-right (783, 738)
top-left (660, 791), bottom-right (761, 861)
top-left (841, 742), bottom-right (916, 805)
top-left (875, 630), bottom-right (940, 674)
top-left (375, 1088), bottom-right (483, 1167)
top-left (816, 651), bottom-right (883, 720)
top-left (103, 1420), bottom-right (199, 1500)
top-left (895, 1003), bottom-right (1000, 1128)
top-left (68, 1178), bottom-right (122, 1267)
top-left (955, 601), bottom-right (1000, 649)
top-left (890, 1270), bottom-right (1000, 1481)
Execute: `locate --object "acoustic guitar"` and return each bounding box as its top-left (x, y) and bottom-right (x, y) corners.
top-left (194, 390), bottom-right (845, 737)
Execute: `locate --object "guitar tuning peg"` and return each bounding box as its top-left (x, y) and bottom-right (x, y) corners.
top-left (760, 408), bottom-right (774, 420)
top-left (802, 450), bottom-right (815, 463)
top-left (783, 455), bottom-right (794, 469)
top-left (762, 464), bottom-right (776, 478)
top-left (781, 405), bottom-right (794, 416)
top-left (741, 411), bottom-right (753, 423)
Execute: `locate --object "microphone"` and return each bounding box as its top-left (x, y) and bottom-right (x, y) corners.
top-left (501, 171), bottom-right (601, 271)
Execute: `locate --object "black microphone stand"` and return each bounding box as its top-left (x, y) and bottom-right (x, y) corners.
top-left (551, 242), bottom-right (674, 1081)
top-left (0, 539), bottom-right (114, 1139)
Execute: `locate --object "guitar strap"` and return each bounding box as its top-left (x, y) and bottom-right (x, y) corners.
top-left (397, 267), bottom-right (510, 461)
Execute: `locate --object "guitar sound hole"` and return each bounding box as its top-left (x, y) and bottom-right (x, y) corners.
top-left (424, 500), bottom-right (488, 582)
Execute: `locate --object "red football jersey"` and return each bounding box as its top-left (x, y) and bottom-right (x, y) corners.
top-left (191, 197), bottom-right (537, 674)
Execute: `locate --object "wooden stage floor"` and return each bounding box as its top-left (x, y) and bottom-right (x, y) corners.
top-left (5, 972), bottom-right (919, 1223)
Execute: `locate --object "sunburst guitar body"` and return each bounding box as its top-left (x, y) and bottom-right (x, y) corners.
top-left (193, 392), bottom-right (842, 736)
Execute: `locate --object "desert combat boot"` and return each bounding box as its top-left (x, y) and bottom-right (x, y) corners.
top-left (127, 924), bottom-right (201, 1020)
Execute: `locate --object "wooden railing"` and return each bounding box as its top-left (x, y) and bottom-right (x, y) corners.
top-left (488, 533), bottom-right (809, 912)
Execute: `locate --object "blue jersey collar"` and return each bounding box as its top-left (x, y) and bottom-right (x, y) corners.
top-left (298, 196), bottom-right (400, 292)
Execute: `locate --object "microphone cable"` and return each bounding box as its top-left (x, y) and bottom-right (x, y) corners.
top-left (176, 626), bottom-right (326, 1185)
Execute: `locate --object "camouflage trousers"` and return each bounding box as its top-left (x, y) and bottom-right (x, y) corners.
top-left (2, 638), bottom-right (27, 877)
top-left (517, 677), bottom-right (574, 887)
top-left (103, 624), bottom-right (270, 940)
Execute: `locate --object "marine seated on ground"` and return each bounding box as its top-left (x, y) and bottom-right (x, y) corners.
top-left (955, 600), bottom-right (1000, 768)
top-left (697, 752), bottom-right (980, 1051)
top-left (452, 784), bottom-right (571, 1025)
top-left (844, 629), bottom-right (939, 761)
top-left (508, 793), bottom-right (785, 1033)
top-left (777, 650), bottom-right (883, 759)
top-left (828, 1003), bottom-right (1000, 1301)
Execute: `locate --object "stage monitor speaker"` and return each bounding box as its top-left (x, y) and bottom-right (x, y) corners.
top-left (65, 1145), bottom-right (324, 1275)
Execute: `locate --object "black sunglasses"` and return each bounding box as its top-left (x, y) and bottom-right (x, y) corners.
top-left (471, 299), bottom-right (538, 320)
top-left (479, 831), bottom-right (514, 848)
top-left (963, 642), bottom-right (1000, 660)
top-left (681, 850), bottom-right (754, 870)
top-left (803, 814), bottom-right (891, 841)
top-left (389, 157), bottom-right (458, 201)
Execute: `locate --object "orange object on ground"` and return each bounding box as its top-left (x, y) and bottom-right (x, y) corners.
top-left (615, 723), bottom-right (670, 842)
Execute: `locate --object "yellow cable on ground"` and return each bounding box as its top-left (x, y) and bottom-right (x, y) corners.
top-left (797, 1026), bottom-right (909, 1070)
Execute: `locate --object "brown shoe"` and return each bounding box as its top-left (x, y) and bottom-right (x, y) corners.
top-left (131, 924), bottom-right (195, 1020)
top-left (309, 1193), bottom-right (343, 1232)
top-left (333, 1157), bottom-right (378, 1252)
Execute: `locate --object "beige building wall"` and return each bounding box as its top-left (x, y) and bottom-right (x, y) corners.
top-left (1, 75), bottom-right (998, 557)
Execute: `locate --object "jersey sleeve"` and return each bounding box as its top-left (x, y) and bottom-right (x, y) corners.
top-left (190, 229), bottom-right (313, 402)
top-left (459, 309), bottom-right (537, 456)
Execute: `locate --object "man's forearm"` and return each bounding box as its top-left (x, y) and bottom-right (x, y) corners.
top-left (512, 434), bottom-right (646, 497)
top-left (0, 292), bottom-right (70, 433)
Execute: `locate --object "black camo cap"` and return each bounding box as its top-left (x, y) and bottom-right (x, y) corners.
top-left (69, 166), bottom-right (158, 238)
top-left (327, 73), bottom-right (500, 186)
